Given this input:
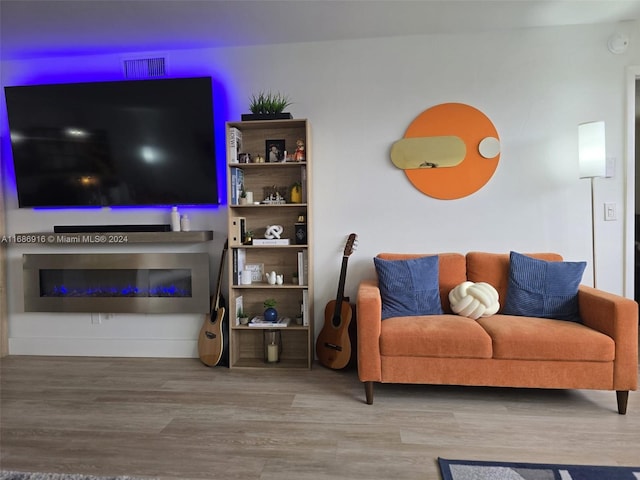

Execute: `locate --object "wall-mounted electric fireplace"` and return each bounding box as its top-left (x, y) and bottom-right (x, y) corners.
top-left (23, 253), bottom-right (210, 313)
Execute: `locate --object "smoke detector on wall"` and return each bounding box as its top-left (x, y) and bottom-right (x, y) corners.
top-left (607, 32), bottom-right (629, 54)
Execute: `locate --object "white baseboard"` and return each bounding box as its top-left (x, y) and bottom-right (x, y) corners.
top-left (8, 337), bottom-right (198, 357)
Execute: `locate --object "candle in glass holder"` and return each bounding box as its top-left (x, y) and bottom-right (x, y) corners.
top-left (264, 329), bottom-right (282, 363)
top-left (267, 343), bottom-right (279, 363)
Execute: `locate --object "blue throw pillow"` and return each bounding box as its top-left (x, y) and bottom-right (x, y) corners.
top-left (374, 255), bottom-right (443, 320)
top-left (503, 251), bottom-right (586, 322)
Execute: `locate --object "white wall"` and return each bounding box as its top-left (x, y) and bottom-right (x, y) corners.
top-left (1, 21), bottom-right (639, 356)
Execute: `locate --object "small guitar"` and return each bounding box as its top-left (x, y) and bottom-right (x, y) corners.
top-left (316, 233), bottom-right (358, 370)
top-left (198, 239), bottom-right (228, 367)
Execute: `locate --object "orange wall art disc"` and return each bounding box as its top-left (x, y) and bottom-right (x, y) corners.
top-left (400, 103), bottom-right (500, 200)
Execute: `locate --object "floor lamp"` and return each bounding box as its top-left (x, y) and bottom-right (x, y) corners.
top-left (578, 121), bottom-right (606, 288)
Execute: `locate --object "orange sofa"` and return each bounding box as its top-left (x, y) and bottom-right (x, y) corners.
top-left (356, 252), bottom-right (638, 414)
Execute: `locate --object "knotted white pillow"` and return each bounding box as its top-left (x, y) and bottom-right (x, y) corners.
top-left (448, 281), bottom-right (499, 319)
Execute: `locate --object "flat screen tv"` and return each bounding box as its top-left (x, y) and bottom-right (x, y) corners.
top-left (4, 76), bottom-right (218, 208)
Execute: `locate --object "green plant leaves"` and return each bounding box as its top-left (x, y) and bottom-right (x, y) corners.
top-left (249, 91), bottom-right (292, 114)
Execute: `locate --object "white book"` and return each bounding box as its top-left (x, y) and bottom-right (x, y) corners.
top-left (297, 250), bottom-right (308, 285)
top-left (297, 251), bottom-right (303, 285)
top-left (302, 290), bottom-right (309, 326)
top-left (234, 248), bottom-right (246, 285)
top-left (252, 238), bottom-right (290, 246)
top-left (228, 127), bottom-right (242, 163)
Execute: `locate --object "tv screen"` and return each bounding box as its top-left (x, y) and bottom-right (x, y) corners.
top-left (4, 77), bottom-right (218, 207)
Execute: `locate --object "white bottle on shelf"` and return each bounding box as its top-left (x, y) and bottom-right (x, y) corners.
top-left (180, 214), bottom-right (191, 232)
top-left (170, 206), bottom-right (180, 232)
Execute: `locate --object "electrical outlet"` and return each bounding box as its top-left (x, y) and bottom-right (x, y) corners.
top-left (90, 313), bottom-right (101, 324)
top-left (604, 202), bottom-right (617, 221)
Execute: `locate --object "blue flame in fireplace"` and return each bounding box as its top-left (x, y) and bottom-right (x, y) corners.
top-left (48, 284), bottom-right (191, 298)
top-left (41, 268), bottom-right (192, 298)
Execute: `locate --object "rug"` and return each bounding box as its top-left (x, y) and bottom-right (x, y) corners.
top-left (0, 473), bottom-right (153, 480)
top-left (438, 458), bottom-right (640, 480)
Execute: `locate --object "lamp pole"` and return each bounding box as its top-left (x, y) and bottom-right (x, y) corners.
top-left (590, 176), bottom-right (597, 289)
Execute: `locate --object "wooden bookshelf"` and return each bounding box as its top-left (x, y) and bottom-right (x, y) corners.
top-left (226, 119), bottom-right (313, 369)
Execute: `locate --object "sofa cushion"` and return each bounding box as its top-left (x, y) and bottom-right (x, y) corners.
top-left (449, 281), bottom-right (500, 319)
top-left (466, 252), bottom-right (563, 313)
top-left (380, 315), bottom-right (493, 358)
top-left (477, 315), bottom-right (615, 362)
top-left (374, 255), bottom-right (443, 319)
top-left (378, 253), bottom-right (466, 312)
top-left (503, 251), bottom-right (586, 322)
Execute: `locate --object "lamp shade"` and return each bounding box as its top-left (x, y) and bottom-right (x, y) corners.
top-left (578, 121), bottom-right (606, 178)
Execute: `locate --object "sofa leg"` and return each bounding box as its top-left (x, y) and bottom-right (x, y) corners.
top-left (616, 391), bottom-right (629, 415)
top-left (364, 381), bottom-right (374, 405)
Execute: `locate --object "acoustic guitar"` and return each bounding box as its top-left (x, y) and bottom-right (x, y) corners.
top-left (198, 239), bottom-right (228, 367)
top-left (316, 233), bottom-right (358, 369)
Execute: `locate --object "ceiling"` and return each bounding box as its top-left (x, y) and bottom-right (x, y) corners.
top-left (1, 0), bottom-right (640, 61)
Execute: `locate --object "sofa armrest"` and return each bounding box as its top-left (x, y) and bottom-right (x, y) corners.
top-left (356, 280), bottom-right (383, 382)
top-left (578, 285), bottom-right (638, 390)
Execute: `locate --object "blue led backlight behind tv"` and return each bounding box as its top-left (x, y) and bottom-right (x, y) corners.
top-left (4, 76), bottom-right (218, 208)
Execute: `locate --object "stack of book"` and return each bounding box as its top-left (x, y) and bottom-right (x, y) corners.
top-left (248, 316), bottom-right (291, 327)
top-left (230, 167), bottom-right (244, 205)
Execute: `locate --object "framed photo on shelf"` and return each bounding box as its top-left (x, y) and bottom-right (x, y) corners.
top-left (244, 263), bottom-right (264, 282)
top-left (266, 139), bottom-right (285, 163)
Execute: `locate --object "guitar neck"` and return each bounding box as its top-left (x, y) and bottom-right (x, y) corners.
top-left (330, 233), bottom-right (357, 322)
top-left (212, 241), bottom-right (228, 313)
top-left (333, 255), bottom-right (349, 314)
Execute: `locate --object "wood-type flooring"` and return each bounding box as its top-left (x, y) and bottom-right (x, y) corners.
top-left (1, 356), bottom-right (639, 479)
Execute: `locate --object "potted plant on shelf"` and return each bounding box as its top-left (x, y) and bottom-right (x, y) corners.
top-left (239, 185), bottom-right (248, 205)
top-left (263, 298), bottom-right (278, 322)
top-left (237, 308), bottom-right (249, 325)
top-left (242, 91), bottom-right (293, 121)
top-left (243, 230), bottom-right (253, 245)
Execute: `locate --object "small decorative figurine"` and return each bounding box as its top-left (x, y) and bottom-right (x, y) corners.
top-left (290, 182), bottom-right (302, 203)
top-left (264, 224), bottom-right (284, 239)
top-left (262, 185), bottom-right (287, 204)
top-left (293, 139), bottom-right (305, 162)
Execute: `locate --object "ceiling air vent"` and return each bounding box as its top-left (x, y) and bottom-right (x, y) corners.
top-left (122, 57), bottom-right (167, 79)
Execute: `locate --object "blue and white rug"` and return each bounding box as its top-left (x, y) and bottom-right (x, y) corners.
top-left (438, 458), bottom-right (640, 480)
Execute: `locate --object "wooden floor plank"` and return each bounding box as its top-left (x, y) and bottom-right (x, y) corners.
top-left (1, 356), bottom-right (639, 479)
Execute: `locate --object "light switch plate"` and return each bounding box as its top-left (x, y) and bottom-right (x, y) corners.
top-left (604, 202), bottom-right (617, 221)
